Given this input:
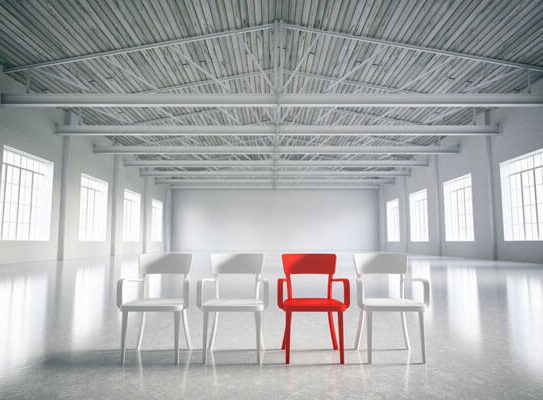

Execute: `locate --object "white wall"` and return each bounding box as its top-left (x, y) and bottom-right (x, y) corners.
top-left (0, 71), bottom-right (167, 264)
top-left (171, 189), bottom-right (379, 253)
top-left (383, 78), bottom-right (543, 264)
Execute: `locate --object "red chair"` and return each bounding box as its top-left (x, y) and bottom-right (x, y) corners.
top-left (278, 254), bottom-right (350, 364)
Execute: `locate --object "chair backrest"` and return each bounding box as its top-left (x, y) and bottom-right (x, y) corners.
top-left (139, 253), bottom-right (192, 275)
top-left (353, 253), bottom-right (407, 276)
top-left (282, 254), bottom-right (337, 300)
top-left (282, 253), bottom-right (336, 275)
top-left (210, 253), bottom-right (264, 275)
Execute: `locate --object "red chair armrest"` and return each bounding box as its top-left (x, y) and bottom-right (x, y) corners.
top-left (277, 278), bottom-right (287, 309)
top-left (332, 278), bottom-right (350, 308)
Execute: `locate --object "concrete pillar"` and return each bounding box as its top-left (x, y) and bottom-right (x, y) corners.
top-left (57, 111), bottom-right (73, 260)
top-left (484, 111), bottom-right (499, 260)
top-left (402, 176), bottom-right (410, 253)
top-left (141, 175), bottom-right (150, 254)
top-left (110, 154), bottom-right (121, 256)
top-left (433, 155), bottom-right (444, 256)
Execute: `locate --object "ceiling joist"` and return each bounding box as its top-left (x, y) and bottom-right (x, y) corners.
top-left (94, 144), bottom-right (458, 155)
top-left (56, 124), bottom-right (500, 137)
top-left (3, 93), bottom-right (542, 108)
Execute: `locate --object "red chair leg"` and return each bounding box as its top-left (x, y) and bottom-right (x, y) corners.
top-left (281, 312), bottom-right (292, 350)
top-left (338, 312), bottom-right (344, 364)
top-left (285, 311), bottom-right (292, 364)
top-left (328, 312), bottom-right (338, 350)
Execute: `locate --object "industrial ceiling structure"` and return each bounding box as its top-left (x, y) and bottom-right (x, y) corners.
top-left (1, 0), bottom-right (543, 189)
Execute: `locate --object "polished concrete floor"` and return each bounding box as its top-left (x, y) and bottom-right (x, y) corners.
top-left (0, 253), bottom-right (542, 399)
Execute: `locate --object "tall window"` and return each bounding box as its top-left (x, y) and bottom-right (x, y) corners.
top-left (443, 174), bottom-right (474, 241)
top-left (123, 189), bottom-right (141, 242)
top-left (386, 198), bottom-right (400, 242)
top-left (500, 148), bottom-right (543, 241)
top-left (409, 189), bottom-right (429, 242)
top-left (151, 199), bottom-right (163, 242)
top-left (78, 174), bottom-right (108, 241)
top-left (0, 146), bottom-right (54, 240)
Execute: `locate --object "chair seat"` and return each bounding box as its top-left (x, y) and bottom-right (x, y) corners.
top-left (282, 298), bottom-right (348, 312)
top-left (120, 298), bottom-right (186, 312)
top-left (362, 297), bottom-right (425, 311)
top-left (202, 298), bottom-right (265, 312)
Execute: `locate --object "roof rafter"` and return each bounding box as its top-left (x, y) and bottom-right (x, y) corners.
top-left (285, 24), bottom-right (543, 72)
top-left (3, 24), bottom-right (274, 73)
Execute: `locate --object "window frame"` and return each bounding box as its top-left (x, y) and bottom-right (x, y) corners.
top-left (500, 148), bottom-right (543, 241)
top-left (122, 189), bottom-right (141, 242)
top-left (78, 173), bottom-right (108, 242)
top-left (0, 146), bottom-right (54, 241)
top-left (151, 198), bottom-right (163, 242)
top-left (409, 188), bottom-right (429, 242)
top-left (443, 173), bottom-right (475, 242)
top-left (386, 198), bottom-right (400, 242)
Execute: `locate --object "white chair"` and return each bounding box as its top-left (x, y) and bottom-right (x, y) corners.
top-left (197, 253), bottom-right (268, 364)
top-left (116, 253), bottom-right (192, 365)
top-left (353, 253), bottom-right (430, 363)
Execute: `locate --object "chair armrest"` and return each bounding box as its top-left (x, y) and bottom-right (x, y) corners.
top-left (183, 277), bottom-right (190, 307)
top-left (332, 278), bottom-right (350, 308)
top-left (277, 278), bottom-right (287, 309)
top-left (409, 278), bottom-right (430, 307)
top-left (356, 278), bottom-right (365, 308)
top-left (116, 278), bottom-right (144, 308)
top-left (197, 278), bottom-right (217, 309)
top-left (257, 279), bottom-right (269, 308)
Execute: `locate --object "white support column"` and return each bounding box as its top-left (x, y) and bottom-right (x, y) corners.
top-left (57, 111), bottom-right (73, 260)
top-left (378, 186), bottom-right (386, 251)
top-left (484, 111), bottom-right (499, 260)
top-left (164, 185), bottom-right (172, 253)
top-left (433, 155), bottom-right (444, 256)
top-left (141, 174), bottom-right (150, 254)
top-left (402, 176), bottom-right (410, 253)
top-left (110, 154), bottom-right (122, 256)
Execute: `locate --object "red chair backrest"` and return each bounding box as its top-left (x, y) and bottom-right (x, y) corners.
top-left (282, 253), bottom-right (337, 274)
top-left (281, 254), bottom-right (337, 299)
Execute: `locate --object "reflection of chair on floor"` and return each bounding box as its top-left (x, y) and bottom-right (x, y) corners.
top-left (198, 253), bottom-right (268, 364)
top-left (278, 253), bottom-right (350, 364)
top-left (116, 253), bottom-right (192, 365)
top-left (353, 253), bottom-right (430, 364)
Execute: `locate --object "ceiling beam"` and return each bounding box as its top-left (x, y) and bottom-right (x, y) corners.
top-left (57, 124), bottom-right (499, 136)
top-left (169, 184), bottom-right (381, 190)
top-left (4, 93), bottom-right (542, 108)
top-left (141, 170), bottom-right (410, 177)
top-left (285, 24), bottom-right (543, 72)
top-left (157, 178), bottom-right (394, 185)
top-left (95, 144), bottom-right (458, 155)
top-left (3, 24), bottom-right (274, 73)
top-left (124, 159), bottom-right (429, 168)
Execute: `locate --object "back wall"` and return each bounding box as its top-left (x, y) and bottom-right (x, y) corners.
top-left (171, 189), bottom-right (379, 252)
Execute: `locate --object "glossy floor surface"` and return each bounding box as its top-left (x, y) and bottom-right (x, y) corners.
top-left (1, 253), bottom-right (542, 399)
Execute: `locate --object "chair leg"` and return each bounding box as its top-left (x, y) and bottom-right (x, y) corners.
top-left (328, 312), bottom-right (338, 350)
top-left (136, 312), bottom-right (146, 351)
top-left (182, 309), bottom-right (192, 349)
top-left (255, 313), bottom-right (265, 350)
top-left (281, 312), bottom-right (291, 350)
top-left (285, 311), bottom-right (292, 364)
top-left (401, 312), bottom-right (411, 350)
top-left (255, 311), bottom-right (262, 364)
top-left (366, 311), bottom-right (373, 364)
top-left (354, 309), bottom-right (364, 350)
top-left (202, 311), bottom-right (209, 364)
top-left (174, 311), bottom-right (181, 365)
top-left (338, 312), bottom-right (344, 364)
top-left (208, 312), bottom-right (219, 350)
top-left (419, 312), bottom-right (426, 364)
top-left (121, 311), bottom-right (128, 365)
